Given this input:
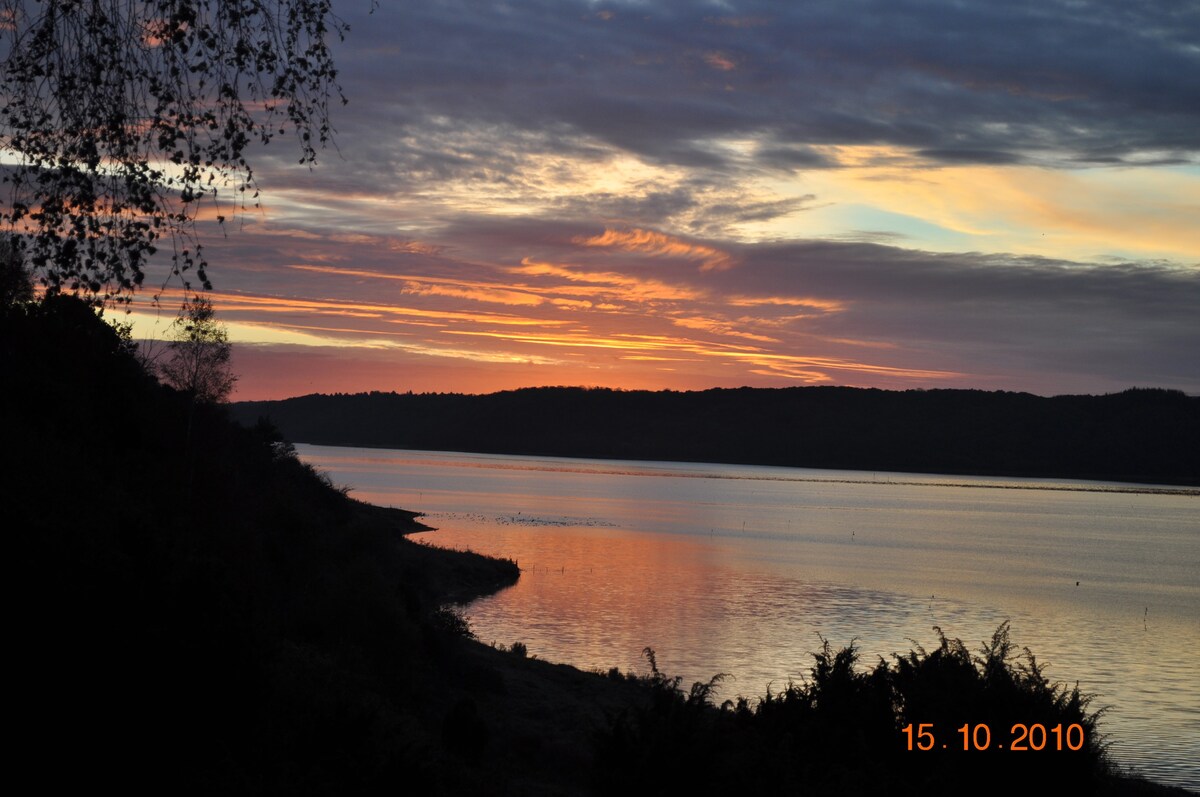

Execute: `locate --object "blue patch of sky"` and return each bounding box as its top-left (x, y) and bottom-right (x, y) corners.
top-left (809, 203), bottom-right (979, 251)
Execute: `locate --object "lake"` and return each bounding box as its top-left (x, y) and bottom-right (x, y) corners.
top-left (297, 444), bottom-right (1200, 789)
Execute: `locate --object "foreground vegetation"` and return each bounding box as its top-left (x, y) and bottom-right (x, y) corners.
top-left (598, 628), bottom-right (1112, 794)
top-left (5, 294), bottom-right (1191, 794)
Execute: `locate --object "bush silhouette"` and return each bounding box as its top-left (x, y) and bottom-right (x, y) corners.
top-left (595, 622), bottom-right (1109, 795)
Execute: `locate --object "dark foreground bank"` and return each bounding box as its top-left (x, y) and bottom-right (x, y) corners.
top-left (6, 296), bottom-right (1193, 795)
top-left (233, 385), bottom-right (1200, 486)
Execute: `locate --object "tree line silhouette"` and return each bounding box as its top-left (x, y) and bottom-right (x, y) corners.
top-left (235, 385), bottom-right (1199, 486)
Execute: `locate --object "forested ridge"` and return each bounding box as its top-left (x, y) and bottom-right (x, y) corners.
top-left (234, 386), bottom-right (1200, 486)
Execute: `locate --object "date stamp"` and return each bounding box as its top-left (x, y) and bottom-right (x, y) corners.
top-left (903, 722), bottom-right (1086, 751)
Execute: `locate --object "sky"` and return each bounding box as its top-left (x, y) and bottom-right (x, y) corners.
top-left (123, 0), bottom-right (1199, 400)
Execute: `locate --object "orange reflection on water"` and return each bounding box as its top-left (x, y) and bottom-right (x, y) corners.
top-left (308, 445), bottom-right (1200, 789)
top-left (427, 518), bottom-right (754, 680)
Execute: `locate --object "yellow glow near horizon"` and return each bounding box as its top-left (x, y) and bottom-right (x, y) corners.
top-left (115, 306), bottom-right (392, 348)
top-left (255, 139), bottom-right (1200, 266)
top-left (117, 307), bottom-right (569, 367)
top-left (765, 147), bottom-right (1200, 262)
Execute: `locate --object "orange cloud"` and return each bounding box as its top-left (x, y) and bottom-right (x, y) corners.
top-left (388, 239), bottom-right (444, 255)
top-left (444, 330), bottom-right (670, 352)
top-left (435, 324), bottom-right (946, 386)
top-left (671, 316), bottom-right (779, 343)
top-left (704, 52), bottom-right (737, 71)
top-left (399, 282), bottom-right (543, 307)
top-left (279, 322), bottom-right (446, 336)
top-left (204, 290), bottom-right (568, 328)
top-left (711, 349), bottom-right (960, 381)
top-left (619, 355), bottom-right (698, 362)
top-left (727, 295), bottom-right (845, 312)
top-left (444, 329), bottom-right (760, 356)
top-left (747, 368), bottom-right (831, 382)
top-left (326, 233), bottom-right (379, 245)
top-left (574, 228), bottom-right (736, 271)
top-left (289, 265), bottom-right (544, 306)
top-left (512, 258), bottom-right (706, 302)
top-left (550, 298), bottom-right (595, 309)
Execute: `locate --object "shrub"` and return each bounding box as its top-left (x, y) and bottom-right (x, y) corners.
top-left (594, 623), bottom-right (1110, 795)
top-left (431, 606), bottom-right (474, 639)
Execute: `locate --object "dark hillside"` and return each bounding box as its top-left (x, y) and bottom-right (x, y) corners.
top-left (5, 296), bottom-right (1193, 795)
top-left (234, 386), bottom-right (1200, 485)
top-left (3, 295), bottom-right (534, 794)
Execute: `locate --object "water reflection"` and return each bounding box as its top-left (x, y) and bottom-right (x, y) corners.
top-left (299, 444), bottom-right (1199, 789)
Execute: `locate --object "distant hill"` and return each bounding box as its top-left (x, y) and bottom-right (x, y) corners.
top-left (232, 386), bottom-right (1200, 486)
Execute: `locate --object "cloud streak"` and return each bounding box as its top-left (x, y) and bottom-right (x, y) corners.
top-left (116, 0), bottom-right (1198, 399)
top-left (132, 214), bottom-right (1198, 400)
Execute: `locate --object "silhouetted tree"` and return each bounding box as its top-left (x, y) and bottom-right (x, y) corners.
top-left (159, 295), bottom-right (236, 403)
top-left (0, 234), bottom-right (32, 306)
top-left (0, 0), bottom-right (353, 302)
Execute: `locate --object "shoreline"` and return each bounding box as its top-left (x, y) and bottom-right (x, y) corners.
top-left (313, 441), bottom-right (1200, 496)
top-left (231, 386), bottom-right (1200, 489)
top-left (399, 514), bottom-right (1197, 795)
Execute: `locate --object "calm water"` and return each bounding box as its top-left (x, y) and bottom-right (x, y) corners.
top-left (297, 444), bottom-right (1200, 789)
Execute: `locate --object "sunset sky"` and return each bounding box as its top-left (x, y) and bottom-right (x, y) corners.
top-left (123, 0), bottom-right (1199, 400)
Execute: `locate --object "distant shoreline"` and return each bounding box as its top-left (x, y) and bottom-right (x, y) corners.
top-left (231, 386), bottom-right (1200, 488)
top-left (297, 441), bottom-right (1200, 497)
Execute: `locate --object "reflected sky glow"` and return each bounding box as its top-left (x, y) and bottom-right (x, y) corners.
top-left (299, 444), bottom-right (1200, 789)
